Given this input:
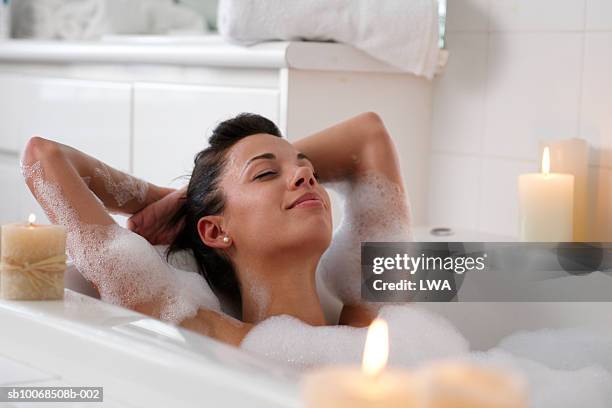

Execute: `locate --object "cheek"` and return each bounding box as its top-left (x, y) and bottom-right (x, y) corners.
top-left (225, 187), bottom-right (283, 232)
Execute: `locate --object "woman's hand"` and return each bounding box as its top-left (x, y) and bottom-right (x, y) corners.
top-left (127, 185), bottom-right (187, 245)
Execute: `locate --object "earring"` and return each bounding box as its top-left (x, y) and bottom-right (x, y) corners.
top-left (223, 235), bottom-right (230, 243)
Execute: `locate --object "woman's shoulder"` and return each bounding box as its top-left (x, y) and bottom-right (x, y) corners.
top-left (338, 304), bottom-right (378, 327)
top-left (180, 309), bottom-right (253, 346)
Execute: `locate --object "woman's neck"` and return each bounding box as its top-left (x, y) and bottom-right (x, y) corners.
top-left (237, 255), bottom-right (327, 326)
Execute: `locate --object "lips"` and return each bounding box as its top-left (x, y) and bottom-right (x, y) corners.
top-left (288, 192), bottom-right (324, 209)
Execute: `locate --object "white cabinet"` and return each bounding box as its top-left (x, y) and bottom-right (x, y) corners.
top-left (0, 74), bottom-right (28, 152)
top-left (0, 74), bottom-right (132, 225)
top-left (133, 83), bottom-right (279, 187)
top-left (20, 76), bottom-right (132, 172)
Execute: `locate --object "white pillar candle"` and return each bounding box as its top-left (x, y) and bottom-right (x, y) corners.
top-left (518, 147), bottom-right (574, 242)
top-left (1, 214), bottom-right (67, 300)
top-left (540, 139), bottom-right (589, 241)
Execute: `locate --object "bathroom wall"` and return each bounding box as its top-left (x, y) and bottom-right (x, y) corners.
top-left (428, 0), bottom-right (612, 240)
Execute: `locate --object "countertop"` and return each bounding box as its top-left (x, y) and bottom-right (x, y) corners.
top-left (0, 35), bottom-right (407, 73)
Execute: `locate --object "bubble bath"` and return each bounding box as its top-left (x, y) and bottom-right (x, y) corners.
top-left (241, 304), bottom-right (469, 371)
top-left (93, 164), bottom-right (149, 207)
top-left (20, 161), bottom-right (612, 406)
top-left (21, 160), bottom-right (219, 323)
top-left (318, 171), bottom-right (413, 306)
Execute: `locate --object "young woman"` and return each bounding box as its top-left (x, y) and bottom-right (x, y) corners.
top-left (21, 111), bottom-right (410, 347)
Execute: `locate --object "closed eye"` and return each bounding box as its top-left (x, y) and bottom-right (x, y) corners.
top-left (254, 171), bottom-right (277, 180)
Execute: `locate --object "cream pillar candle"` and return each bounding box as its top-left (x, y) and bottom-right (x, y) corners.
top-left (416, 362), bottom-right (527, 408)
top-left (540, 139), bottom-right (589, 241)
top-left (518, 147), bottom-right (574, 242)
top-left (1, 214), bottom-right (67, 300)
top-left (302, 319), bottom-right (418, 407)
top-left (302, 319), bottom-right (527, 408)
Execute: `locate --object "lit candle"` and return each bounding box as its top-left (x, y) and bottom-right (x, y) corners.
top-left (540, 139), bottom-right (589, 241)
top-left (518, 147), bottom-right (575, 242)
top-left (302, 319), bottom-right (418, 407)
top-left (415, 361), bottom-right (527, 408)
top-left (1, 214), bottom-right (67, 300)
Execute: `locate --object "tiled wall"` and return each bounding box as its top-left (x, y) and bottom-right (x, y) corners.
top-left (428, 0), bottom-right (612, 240)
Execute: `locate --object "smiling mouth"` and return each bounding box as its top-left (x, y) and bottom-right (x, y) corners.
top-left (292, 198), bottom-right (324, 209)
top-left (288, 192), bottom-right (325, 209)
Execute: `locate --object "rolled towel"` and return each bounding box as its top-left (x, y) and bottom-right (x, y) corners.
top-left (218, 0), bottom-right (440, 78)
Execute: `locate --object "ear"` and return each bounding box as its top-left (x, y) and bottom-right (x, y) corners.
top-left (197, 215), bottom-right (231, 249)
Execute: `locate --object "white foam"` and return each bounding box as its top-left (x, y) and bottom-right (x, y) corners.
top-left (22, 160), bottom-right (219, 324)
top-left (498, 327), bottom-right (612, 374)
top-left (463, 349), bottom-right (612, 408)
top-left (318, 172), bottom-right (413, 305)
top-left (93, 164), bottom-right (149, 207)
top-left (241, 304), bottom-right (468, 371)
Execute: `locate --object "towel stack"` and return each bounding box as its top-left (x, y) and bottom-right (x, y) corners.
top-left (218, 0), bottom-right (440, 78)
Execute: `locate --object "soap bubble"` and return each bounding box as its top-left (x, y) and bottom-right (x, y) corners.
top-left (318, 172), bottom-right (413, 305)
top-left (22, 161), bottom-right (219, 324)
top-left (241, 304), bottom-right (469, 371)
top-left (93, 164), bottom-right (148, 207)
top-left (464, 349), bottom-right (612, 408)
top-left (498, 327), bottom-right (612, 373)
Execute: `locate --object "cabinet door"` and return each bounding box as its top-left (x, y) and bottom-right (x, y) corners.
top-left (20, 76), bottom-right (132, 172)
top-left (0, 75), bottom-right (132, 225)
top-left (0, 74), bottom-right (28, 153)
top-left (133, 83), bottom-right (279, 187)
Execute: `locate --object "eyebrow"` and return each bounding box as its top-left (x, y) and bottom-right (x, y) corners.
top-left (241, 152), bottom-right (312, 175)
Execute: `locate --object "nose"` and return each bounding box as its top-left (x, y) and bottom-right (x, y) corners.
top-left (290, 166), bottom-right (316, 190)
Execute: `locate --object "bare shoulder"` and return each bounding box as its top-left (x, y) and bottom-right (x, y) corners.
top-left (180, 309), bottom-right (253, 346)
top-left (338, 304), bottom-right (377, 327)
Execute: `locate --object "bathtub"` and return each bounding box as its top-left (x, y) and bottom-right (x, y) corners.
top-left (1, 226), bottom-right (610, 406)
top-left (0, 274), bottom-right (302, 407)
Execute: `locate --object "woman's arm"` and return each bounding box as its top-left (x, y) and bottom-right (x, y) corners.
top-left (292, 112), bottom-right (404, 189)
top-left (22, 136), bottom-right (173, 223)
top-left (22, 136), bottom-right (249, 345)
top-left (293, 113), bottom-right (410, 327)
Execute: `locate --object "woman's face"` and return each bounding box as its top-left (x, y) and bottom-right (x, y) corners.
top-left (219, 134), bottom-right (333, 259)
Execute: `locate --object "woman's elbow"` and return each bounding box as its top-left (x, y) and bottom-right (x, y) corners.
top-left (22, 136), bottom-right (62, 167)
top-left (359, 112), bottom-right (393, 146)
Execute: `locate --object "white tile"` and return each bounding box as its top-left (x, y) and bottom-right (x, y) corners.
top-left (446, 0), bottom-right (490, 32)
top-left (478, 157), bottom-right (536, 237)
top-left (432, 33), bottom-right (488, 155)
top-left (586, 0), bottom-right (612, 30)
top-left (427, 153), bottom-right (481, 230)
top-left (489, 0), bottom-right (586, 31)
top-left (586, 165), bottom-right (612, 241)
top-left (580, 33), bottom-right (612, 168)
top-left (483, 33), bottom-right (583, 161)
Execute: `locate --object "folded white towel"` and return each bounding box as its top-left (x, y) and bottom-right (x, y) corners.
top-left (218, 0), bottom-right (440, 78)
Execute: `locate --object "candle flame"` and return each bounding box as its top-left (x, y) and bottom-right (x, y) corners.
top-left (362, 318), bottom-right (389, 378)
top-left (28, 213), bottom-right (36, 225)
top-left (541, 147), bottom-right (551, 175)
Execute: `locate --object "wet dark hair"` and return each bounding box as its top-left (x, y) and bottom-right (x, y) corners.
top-left (166, 113), bottom-right (282, 310)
